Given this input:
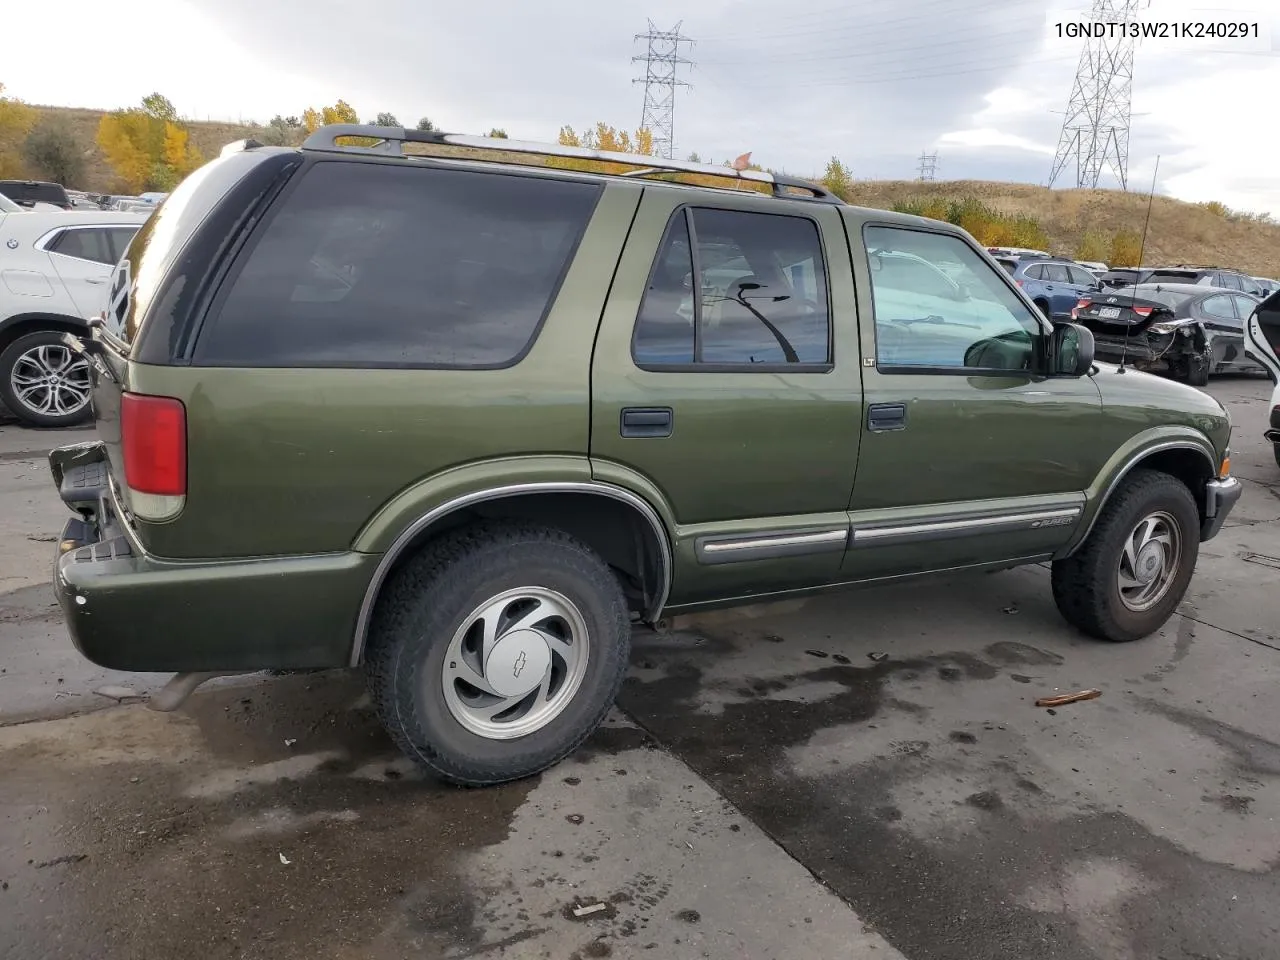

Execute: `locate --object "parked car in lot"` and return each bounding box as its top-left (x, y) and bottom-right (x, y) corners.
top-left (48, 125), bottom-right (1240, 786)
top-left (1142, 265), bottom-right (1268, 298)
top-left (1006, 256), bottom-right (1102, 321)
top-left (0, 210), bottom-right (149, 426)
top-left (1098, 267), bottom-right (1150, 289)
top-left (1252, 276), bottom-right (1279, 297)
top-left (0, 179), bottom-right (72, 210)
top-left (1244, 290), bottom-right (1280, 467)
top-left (1071, 283), bottom-right (1263, 385)
top-left (1074, 260), bottom-right (1108, 273)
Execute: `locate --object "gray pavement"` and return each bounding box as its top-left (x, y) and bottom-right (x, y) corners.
top-left (2, 376), bottom-right (1279, 960)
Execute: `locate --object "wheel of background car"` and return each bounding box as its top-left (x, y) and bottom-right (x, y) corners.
top-left (0, 330), bottom-right (94, 428)
top-left (1182, 353), bottom-right (1210, 387)
top-left (1050, 468), bottom-right (1199, 643)
top-left (364, 521), bottom-right (631, 785)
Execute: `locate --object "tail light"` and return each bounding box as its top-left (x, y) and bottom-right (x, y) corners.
top-left (1015, 280), bottom-right (1024, 288)
top-left (1131, 306), bottom-right (1154, 318)
top-left (1071, 297), bottom-right (1092, 319)
top-left (121, 393), bottom-right (187, 521)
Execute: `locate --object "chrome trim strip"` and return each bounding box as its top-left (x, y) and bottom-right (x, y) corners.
top-left (348, 481), bottom-right (674, 666)
top-left (696, 527), bottom-right (848, 565)
top-left (852, 507), bottom-right (1081, 545)
top-left (1063, 440), bottom-right (1217, 557)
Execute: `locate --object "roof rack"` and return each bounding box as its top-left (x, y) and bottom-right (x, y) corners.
top-left (300, 124), bottom-right (842, 204)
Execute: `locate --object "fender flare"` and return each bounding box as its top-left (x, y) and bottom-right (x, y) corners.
top-left (348, 480), bottom-right (674, 666)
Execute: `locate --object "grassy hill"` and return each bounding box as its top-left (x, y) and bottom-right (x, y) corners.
top-left (34, 105), bottom-right (1280, 279)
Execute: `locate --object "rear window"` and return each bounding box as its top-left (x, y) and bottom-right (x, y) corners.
top-left (195, 161), bottom-right (601, 368)
top-left (0, 180), bottom-right (70, 206)
top-left (1145, 270), bottom-right (1198, 285)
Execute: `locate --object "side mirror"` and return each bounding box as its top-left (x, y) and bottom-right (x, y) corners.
top-left (1050, 321), bottom-right (1094, 377)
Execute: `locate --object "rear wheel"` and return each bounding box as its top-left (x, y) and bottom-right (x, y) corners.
top-left (1033, 299), bottom-right (1051, 320)
top-left (1179, 353), bottom-right (1210, 387)
top-left (1051, 469), bottom-right (1200, 642)
top-left (365, 522), bottom-right (631, 786)
top-left (0, 329), bottom-right (93, 428)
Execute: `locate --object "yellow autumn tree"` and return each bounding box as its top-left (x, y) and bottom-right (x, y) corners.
top-left (0, 83), bottom-right (39, 178)
top-left (97, 94), bottom-right (204, 193)
top-left (302, 99), bottom-right (378, 146)
top-left (553, 122), bottom-right (655, 175)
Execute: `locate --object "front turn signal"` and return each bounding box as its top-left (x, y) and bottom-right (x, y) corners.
top-left (1219, 456), bottom-right (1231, 479)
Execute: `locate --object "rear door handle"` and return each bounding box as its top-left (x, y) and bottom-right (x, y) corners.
top-left (867, 402), bottom-right (907, 432)
top-left (620, 407), bottom-right (673, 438)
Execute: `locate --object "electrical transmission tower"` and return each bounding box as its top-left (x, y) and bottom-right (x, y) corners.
top-left (1048, 0), bottom-right (1147, 190)
top-left (632, 20), bottom-right (694, 159)
top-left (917, 152), bottom-right (938, 181)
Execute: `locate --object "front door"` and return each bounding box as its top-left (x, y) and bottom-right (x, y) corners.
top-left (841, 219), bottom-right (1106, 580)
top-left (44, 226), bottom-right (135, 317)
top-left (590, 191), bottom-right (864, 606)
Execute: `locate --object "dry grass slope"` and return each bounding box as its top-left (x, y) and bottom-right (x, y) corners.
top-left (36, 106), bottom-right (1280, 279)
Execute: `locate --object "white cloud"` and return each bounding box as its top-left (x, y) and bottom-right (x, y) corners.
top-left (938, 126), bottom-right (1056, 155)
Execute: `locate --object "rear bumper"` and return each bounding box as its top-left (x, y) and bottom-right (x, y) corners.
top-left (1200, 477), bottom-right (1242, 542)
top-left (50, 443), bottom-right (376, 673)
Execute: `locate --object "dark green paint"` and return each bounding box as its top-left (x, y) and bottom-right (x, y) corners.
top-left (54, 167), bottom-right (1234, 673)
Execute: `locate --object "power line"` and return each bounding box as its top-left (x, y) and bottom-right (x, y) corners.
top-left (1048, 0), bottom-right (1147, 190)
top-left (632, 20), bottom-right (694, 160)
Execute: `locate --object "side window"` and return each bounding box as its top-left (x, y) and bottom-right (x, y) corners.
top-left (196, 161), bottom-right (601, 367)
top-left (864, 226), bottom-right (1042, 372)
top-left (50, 228), bottom-right (115, 265)
top-left (1231, 296), bottom-right (1257, 321)
top-left (106, 227), bottom-right (139, 263)
top-left (1224, 273), bottom-right (1245, 292)
top-left (632, 207), bottom-right (831, 368)
top-left (1068, 265), bottom-right (1095, 286)
top-left (1043, 263), bottom-right (1071, 283)
top-left (1023, 264), bottom-right (1044, 281)
top-left (1200, 295), bottom-right (1235, 320)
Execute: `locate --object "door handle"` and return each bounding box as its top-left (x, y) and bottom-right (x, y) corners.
top-left (867, 402), bottom-right (907, 433)
top-left (86, 277), bottom-right (107, 284)
top-left (620, 407), bottom-right (673, 438)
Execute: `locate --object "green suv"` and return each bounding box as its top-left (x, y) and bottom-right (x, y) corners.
top-left (49, 125), bottom-right (1241, 785)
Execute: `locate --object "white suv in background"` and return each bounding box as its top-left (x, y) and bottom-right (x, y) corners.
top-left (0, 209), bottom-right (150, 427)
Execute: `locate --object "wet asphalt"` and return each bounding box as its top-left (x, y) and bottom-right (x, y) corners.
top-left (2, 375), bottom-right (1279, 960)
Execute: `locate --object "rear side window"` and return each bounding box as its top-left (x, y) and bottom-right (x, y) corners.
top-left (196, 161), bottom-right (601, 368)
top-left (632, 207), bottom-right (831, 368)
top-left (50, 228), bottom-right (116, 265)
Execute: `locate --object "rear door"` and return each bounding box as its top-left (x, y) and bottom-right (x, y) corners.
top-left (40, 225), bottom-right (138, 317)
top-left (590, 191), bottom-right (863, 606)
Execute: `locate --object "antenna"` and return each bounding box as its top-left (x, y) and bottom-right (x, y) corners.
top-left (1117, 154), bottom-right (1160, 374)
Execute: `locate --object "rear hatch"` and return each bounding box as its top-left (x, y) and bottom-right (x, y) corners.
top-left (84, 145), bottom-right (303, 550)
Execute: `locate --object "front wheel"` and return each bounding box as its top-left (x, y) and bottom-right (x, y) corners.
top-left (1051, 469), bottom-right (1200, 642)
top-left (365, 522), bottom-right (631, 786)
top-left (0, 329), bottom-right (94, 428)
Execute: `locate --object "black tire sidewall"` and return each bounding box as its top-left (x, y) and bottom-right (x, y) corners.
top-left (1097, 481), bottom-right (1200, 639)
top-left (0, 329), bottom-right (94, 428)
top-left (388, 534), bottom-right (629, 781)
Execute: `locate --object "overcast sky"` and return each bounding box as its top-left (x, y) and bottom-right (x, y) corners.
top-left (6, 0), bottom-right (1279, 212)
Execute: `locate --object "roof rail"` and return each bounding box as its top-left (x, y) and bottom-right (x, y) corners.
top-left (299, 124), bottom-right (842, 203)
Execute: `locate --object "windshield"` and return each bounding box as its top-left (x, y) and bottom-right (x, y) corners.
top-left (0, 193), bottom-right (20, 212)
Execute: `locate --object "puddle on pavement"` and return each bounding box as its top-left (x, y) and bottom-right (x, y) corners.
top-left (619, 618), bottom-right (1280, 960)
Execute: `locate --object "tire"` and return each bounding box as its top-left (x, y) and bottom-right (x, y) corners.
top-left (1273, 443), bottom-right (1280, 470)
top-left (1181, 354), bottom-right (1210, 387)
top-left (1033, 299), bottom-right (1051, 320)
top-left (1051, 468), bottom-right (1200, 643)
top-left (0, 329), bottom-right (94, 428)
top-left (365, 522), bottom-right (631, 786)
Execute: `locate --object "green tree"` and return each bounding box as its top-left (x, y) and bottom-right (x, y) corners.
top-left (686, 151), bottom-right (702, 163)
top-left (0, 83), bottom-right (38, 178)
top-left (820, 157), bottom-right (854, 200)
top-left (486, 127), bottom-right (508, 139)
top-left (141, 92), bottom-right (178, 122)
top-left (21, 116), bottom-right (85, 185)
top-left (415, 116), bottom-right (436, 132)
top-left (373, 112), bottom-right (400, 127)
top-left (1109, 229), bottom-right (1143, 267)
